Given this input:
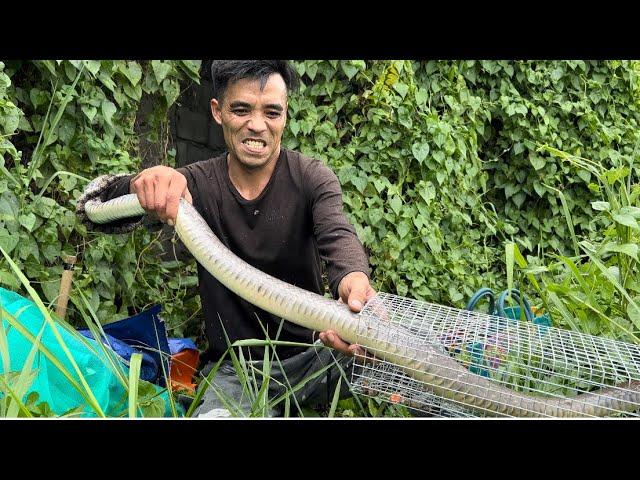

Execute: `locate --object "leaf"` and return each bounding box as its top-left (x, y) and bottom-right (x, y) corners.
top-left (341, 62), bottom-right (358, 80)
top-left (627, 301), bottom-right (640, 330)
top-left (101, 99), bottom-right (117, 126)
top-left (415, 88), bottom-right (428, 106)
top-left (611, 212), bottom-right (639, 230)
top-left (18, 213), bottom-right (36, 232)
top-left (397, 221), bottom-right (410, 239)
top-left (151, 60), bottom-right (172, 85)
top-left (122, 61), bottom-right (142, 86)
top-left (178, 60), bottom-right (201, 81)
top-left (1, 109), bottom-right (20, 134)
top-left (389, 196), bottom-right (402, 215)
top-left (411, 141), bottom-right (430, 163)
top-left (351, 176), bottom-right (367, 193)
top-left (393, 82), bottom-right (409, 99)
top-left (0, 229), bottom-right (18, 254)
top-left (0, 269), bottom-right (20, 288)
top-left (619, 206), bottom-right (640, 219)
top-left (605, 243), bottom-right (639, 261)
top-left (529, 155), bottom-right (546, 170)
top-left (417, 181), bottom-right (436, 204)
top-left (289, 119), bottom-right (300, 137)
top-left (591, 201), bottom-right (610, 212)
top-left (81, 104), bottom-right (97, 122)
top-left (162, 79), bottom-right (180, 106)
top-left (83, 60), bottom-right (101, 76)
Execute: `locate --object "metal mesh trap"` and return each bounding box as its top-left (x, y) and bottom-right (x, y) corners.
top-left (350, 292), bottom-right (640, 417)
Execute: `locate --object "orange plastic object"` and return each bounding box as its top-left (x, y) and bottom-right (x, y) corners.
top-left (389, 393), bottom-right (403, 404)
top-left (169, 349), bottom-right (200, 393)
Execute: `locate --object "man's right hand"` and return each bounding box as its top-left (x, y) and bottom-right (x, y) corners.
top-left (129, 166), bottom-right (193, 226)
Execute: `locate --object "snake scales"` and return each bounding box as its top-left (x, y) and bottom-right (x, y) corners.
top-left (84, 194), bottom-right (640, 417)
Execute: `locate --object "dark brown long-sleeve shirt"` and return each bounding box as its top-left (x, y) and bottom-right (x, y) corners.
top-left (100, 149), bottom-right (370, 360)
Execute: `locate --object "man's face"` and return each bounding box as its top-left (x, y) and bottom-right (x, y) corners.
top-left (211, 74), bottom-right (287, 170)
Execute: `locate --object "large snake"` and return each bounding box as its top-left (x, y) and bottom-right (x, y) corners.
top-left (84, 194), bottom-right (640, 417)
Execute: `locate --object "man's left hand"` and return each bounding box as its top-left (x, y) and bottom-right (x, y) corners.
top-left (319, 271), bottom-right (375, 357)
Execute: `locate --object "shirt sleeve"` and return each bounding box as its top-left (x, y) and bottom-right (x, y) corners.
top-left (304, 159), bottom-right (370, 298)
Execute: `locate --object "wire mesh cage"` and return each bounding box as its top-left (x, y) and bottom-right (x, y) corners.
top-left (350, 292), bottom-right (640, 417)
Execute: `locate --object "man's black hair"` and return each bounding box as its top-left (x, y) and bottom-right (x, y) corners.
top-left (210, 60), bottom-right (300, 103)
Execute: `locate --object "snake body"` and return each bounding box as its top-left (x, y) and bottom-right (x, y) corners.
top-left (85, 194), bottom-right (640, 417)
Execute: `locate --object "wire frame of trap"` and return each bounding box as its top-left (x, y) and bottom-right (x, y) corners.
top-left (350, 292), bottom-right (640, 418)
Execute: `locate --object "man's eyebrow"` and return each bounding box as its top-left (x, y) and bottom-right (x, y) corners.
top-left (229, 101), bottom-right (251, 109)
top-left (228, 101), bottom-right (284, 112)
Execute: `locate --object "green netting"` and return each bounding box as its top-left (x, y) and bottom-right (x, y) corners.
top-left (0, 287), bottom-right (177, 417)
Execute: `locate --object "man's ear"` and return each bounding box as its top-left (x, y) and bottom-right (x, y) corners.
top-left (211, 98), bottom-right (222, 125)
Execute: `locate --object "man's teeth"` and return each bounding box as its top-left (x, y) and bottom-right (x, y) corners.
top-left (244, 140), bottom-right (265, 148)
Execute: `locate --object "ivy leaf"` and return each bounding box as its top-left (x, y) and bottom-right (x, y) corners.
top-left (152, 60), bottom-right (172, 85)
top-left (306, 63), bottom-right (318, 81)
top-left (83, 60), bottom-right (101, 76)
top-left (289, 119), bottom-right (300, 137)
top-left (81, 104), bottom-right (97, 122)
top-left (529, 155), bottom-right (546, 170)
top-left (101, 99), bottom-right (117, 126)
top-left (504, 183), bottom-right (519, 199)
top-left (0, 228), bottom-right (19, 254)
top-left (0, 269), bottom-right (20, 289)
top-left (122, 61), bottom-right (142, 86)
top-left (178, 60), bottom-right (201, 81)
top-left (372, 178), bottom-right (388, 193)
top-left (368, 208), bottom-right (384, 225)
top-left (351, 176), bottom-right (367, 193)
top-left (418, 182), bottom-right (436, 204)
top-left (19, 213), bottom-right (37, 232)
top-left (512, 192), bottom-right (526, 208)
top-left (29, 88), bottom-right (49, 109)
top-left (341, 63), bottom-right (358, 80)
top-left (393, 82), bottom-right (409, 99)
top-left (1, 109), bottom-right (20, 134)
top-left (415, 88), bottom-right (428, 106)
top-left (411, 141), bottom-right (430, 164)
top-left (397, 221), bottom-right (410, 239)
top-left (162, 79), bottom-right (180, 106)
top-left (389, 195), bottom-right (402, 215)
top-left (0, 191), bottom-right (19, 221)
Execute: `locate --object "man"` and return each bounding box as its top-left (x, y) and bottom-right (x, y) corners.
top-left (78, 60), bottom-right (374, 417)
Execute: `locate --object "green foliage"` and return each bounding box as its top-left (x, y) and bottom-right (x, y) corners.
top-left (284, 60), bottom-right (640, 307)
top-left (3, 59), bottom-right (640, 382)
top-left (509, 151), bottom-right (640, 343)
top-left (286, 61), bottom-right (499, 303)
top-left (0, 60), bottom-right (202, 335)
top-left (471, 61), bottom-right (640, 256)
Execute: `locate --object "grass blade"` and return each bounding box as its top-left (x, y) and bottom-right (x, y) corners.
top-left (328, 375), bottom-right (342, 418)
top-left (128, 353), bottom-right (142, 418)
top-left (6, 323), bottom-right (46, 417)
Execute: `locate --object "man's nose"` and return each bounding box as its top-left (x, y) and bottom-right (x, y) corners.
top-left (247, 115), bottom-right (267, 132)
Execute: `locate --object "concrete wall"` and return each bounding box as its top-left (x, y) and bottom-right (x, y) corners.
top-left (170, 60), bottom-right (226, 168)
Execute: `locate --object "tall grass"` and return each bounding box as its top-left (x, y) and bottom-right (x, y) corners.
top-left (504, 146), bottom-right (640, 344)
